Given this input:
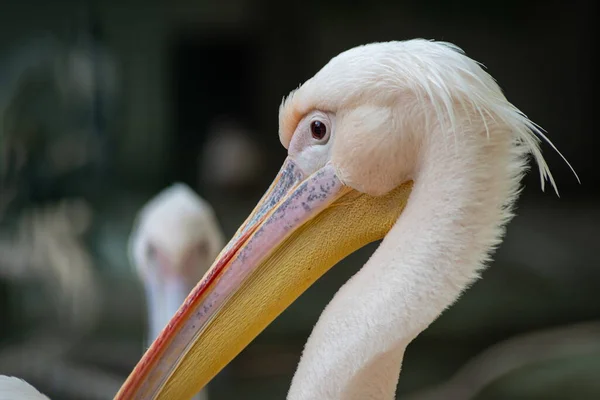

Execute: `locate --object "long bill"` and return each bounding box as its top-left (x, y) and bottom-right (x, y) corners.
top-left (115, 158), bottom-right (413, 400)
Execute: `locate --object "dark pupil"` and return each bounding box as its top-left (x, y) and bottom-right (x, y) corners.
top-left (311, 121), bottom-right (326, 139)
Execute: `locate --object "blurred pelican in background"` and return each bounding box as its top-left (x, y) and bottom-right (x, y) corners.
top-left (128, 183), bottom-right (225, 400)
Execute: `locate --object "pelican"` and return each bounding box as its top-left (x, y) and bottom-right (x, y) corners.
top-left (114, 38), bottom-right (576, 400)
top-left (0, 184), bottom-right (225, 399)
top-left (2, 38), bottom-right (576, 399)
top-left (129, 183), bottom-right (225, 344)
top-left (128, 183), bottom-right (225, 400)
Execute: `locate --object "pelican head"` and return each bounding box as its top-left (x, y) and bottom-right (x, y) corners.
top-left (129, 183), bottom-right (225, 343)
top-left (117, 39), bottom-right (570, 400)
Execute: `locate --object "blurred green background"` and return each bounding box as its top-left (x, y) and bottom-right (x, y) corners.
top-left (0, 0), bottom-right (598, 399)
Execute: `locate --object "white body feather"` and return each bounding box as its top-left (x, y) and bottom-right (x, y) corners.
top-left (0, 376), bottom-right (49, 400)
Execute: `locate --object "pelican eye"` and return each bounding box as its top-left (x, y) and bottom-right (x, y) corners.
top-left (310, 120), bottom-right (327, 140)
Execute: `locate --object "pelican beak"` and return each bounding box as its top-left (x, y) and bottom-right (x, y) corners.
top-left (116, 158), bottom-right (413, 400)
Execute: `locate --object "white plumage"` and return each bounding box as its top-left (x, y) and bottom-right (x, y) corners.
top-left (277, 39), bottom-right (576, 399)
top-left (0, 376), bottom-right (49, 400)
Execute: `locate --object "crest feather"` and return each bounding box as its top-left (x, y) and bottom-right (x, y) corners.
top-left (278, 39), bottom-right (578, 194)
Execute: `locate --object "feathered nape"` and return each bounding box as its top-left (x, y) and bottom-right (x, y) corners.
top-left (422, 40), bottom-right (579, 196)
